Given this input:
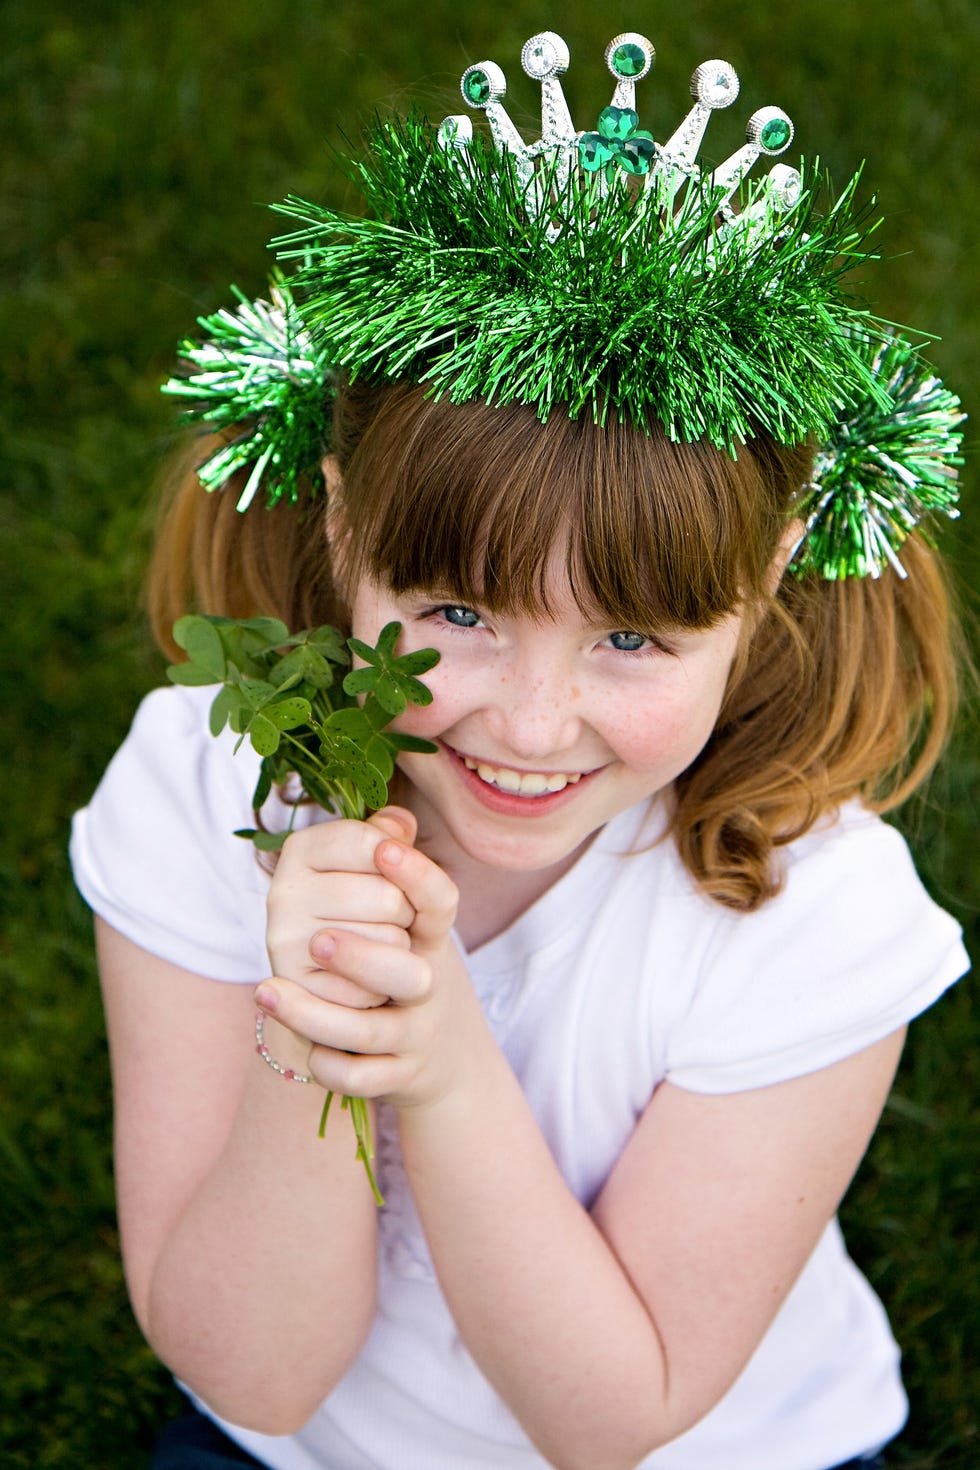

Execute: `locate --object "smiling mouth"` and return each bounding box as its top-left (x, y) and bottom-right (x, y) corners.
top-left (459, 753), bottom-right (585, 798)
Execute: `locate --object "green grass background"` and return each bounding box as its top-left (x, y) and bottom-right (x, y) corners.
top-left (1, 2), bottom-right (976, 1466)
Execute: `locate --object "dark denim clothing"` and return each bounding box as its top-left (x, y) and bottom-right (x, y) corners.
top-left (149, 1399), bottom-right (891, 1470)
top-left (150, 1404), bottom-right (266, 1468)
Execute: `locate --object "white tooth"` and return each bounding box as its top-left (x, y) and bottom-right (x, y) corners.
top-left (463, 756), bottom-right (478, 770)
top-left (545, 772), bottom-right (569, 792)
top-left (567, 772), bottom-right (582, 784)
top-left (476, 763), bottom-right (499, 786)
top-left (495, 768), bottom-right (523, 794)
top-left (519, 773), bottom-right (549, 795)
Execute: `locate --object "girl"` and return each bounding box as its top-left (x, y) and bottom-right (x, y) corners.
top-left (71, 28), bottom-right (967, 1470)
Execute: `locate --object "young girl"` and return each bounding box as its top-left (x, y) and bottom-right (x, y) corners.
top-left (71, 28), bottom-right (967, 1470)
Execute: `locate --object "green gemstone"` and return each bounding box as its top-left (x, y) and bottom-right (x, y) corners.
top-left (598, 105), bottom-right (638, 142)
top-left (578, 132), bottom-right (615, 172)
top-left (760, 116), bottom-right (792, 150)
top-left (463, 69), bottom-right (491, 105)
top-left (616, 129), bottom-right (656, 175)
top-left (611, 42), bottom-right (646, 78)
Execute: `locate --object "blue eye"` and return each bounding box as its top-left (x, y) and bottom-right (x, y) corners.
top-left (441, 605), bottom-right (482, 627)
top-left (608, 630), bottom-right (648, 652)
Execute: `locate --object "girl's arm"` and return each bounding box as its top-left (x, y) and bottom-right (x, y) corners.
top-left (98, 924), bottom-right (378, 1432)
top-left (399, 1029), bottom-right (905, 1470)
top-left (266, 832), bottom-right (906, 1470)
top-left (95, 815), bottom-right (420, 1432)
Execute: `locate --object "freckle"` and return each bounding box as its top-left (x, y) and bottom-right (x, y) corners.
top-left (570, 685), bottom-right (581, 700)
top-left (797, 1196), bottom-right (806, 1205)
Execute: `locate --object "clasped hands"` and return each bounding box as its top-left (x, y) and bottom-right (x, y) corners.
top-left (258, 808), bottom-right (480, 1112)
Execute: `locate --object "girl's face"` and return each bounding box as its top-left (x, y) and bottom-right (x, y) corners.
top-left (347, 559), bottom-right (745, 880)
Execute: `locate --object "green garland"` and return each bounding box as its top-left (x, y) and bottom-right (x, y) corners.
top-left (273, 115), bottom-right (887, 454)
top-left (162, 276), bottom-right (331, 509)
top-left (791, 331), bottom-right (963, 579)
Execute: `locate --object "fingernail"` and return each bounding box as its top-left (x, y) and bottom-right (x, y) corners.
top-left (254, 984), bottom-right (279, 1014)
top-left (378, 840), bottom-right (404, 866)
top-left (311, 931), bottom-right (336, 962)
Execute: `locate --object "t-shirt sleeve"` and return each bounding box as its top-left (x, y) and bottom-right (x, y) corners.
top-left (664, 808), bottom-right (969, 1093)
top-left (69, 684), bottom-right (271, 983)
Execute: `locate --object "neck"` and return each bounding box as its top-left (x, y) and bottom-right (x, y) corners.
top-left (398, 780), bottom-right (593, 952)
top-left (442, 841), bottom-right (588, 953)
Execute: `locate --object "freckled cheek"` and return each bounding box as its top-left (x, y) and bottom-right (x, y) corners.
top-left (390, 700), bottom-right (444, 741)
top-left (604, 691), bottom-right (720, 773)
top-left (389, 673), bottom-right (475, 741)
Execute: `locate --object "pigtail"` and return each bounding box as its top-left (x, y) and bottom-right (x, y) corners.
top-left (674, 536), bottom-right (961, 910)
top-left (146, 432), bottom-right (342, 663)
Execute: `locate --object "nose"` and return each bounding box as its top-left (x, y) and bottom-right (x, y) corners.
top-left (484, 654), bottom-right (583, 761)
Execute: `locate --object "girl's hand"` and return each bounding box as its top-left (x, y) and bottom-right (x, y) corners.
top-left (265, 806), bottom-right (419, 1008)
top-left (259, 818), bottom-right (491, 1113)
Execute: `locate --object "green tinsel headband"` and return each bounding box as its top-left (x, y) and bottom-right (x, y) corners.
top-left (162, 29), bottom-right (964, 580)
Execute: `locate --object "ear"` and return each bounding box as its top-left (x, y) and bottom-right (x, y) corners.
top-left (766, 518), bottom-right (805, 596)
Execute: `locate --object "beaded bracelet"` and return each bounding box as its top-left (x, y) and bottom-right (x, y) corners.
top-left (254, 1012), bottom-right (313, 1084)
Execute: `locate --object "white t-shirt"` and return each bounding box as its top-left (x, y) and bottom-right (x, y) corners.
top-left (70, 686), bottom-right (969, 1470)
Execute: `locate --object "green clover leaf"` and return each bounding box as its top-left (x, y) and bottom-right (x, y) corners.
top-left (170, 615), bottom-right (227, 682)
top-left (344, 621), bottom-right (439, 715)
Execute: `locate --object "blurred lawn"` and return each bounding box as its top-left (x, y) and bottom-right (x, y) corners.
top-left (1, 2), bottom-right (976, 1466)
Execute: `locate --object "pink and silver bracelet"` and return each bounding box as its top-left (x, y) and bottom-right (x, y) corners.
top-left (254, 1012), bottom-right (313, 1084)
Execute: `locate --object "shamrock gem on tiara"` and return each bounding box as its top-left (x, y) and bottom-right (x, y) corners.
top-left (579, 105), bottom-right (656, 177)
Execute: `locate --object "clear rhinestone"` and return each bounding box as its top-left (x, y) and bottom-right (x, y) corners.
top-left (437, 115), bottom-right (472, 150)
top-left (523, 40), bottom-right (556, 78)
top-left (694, 60), bottom-right (739, 108)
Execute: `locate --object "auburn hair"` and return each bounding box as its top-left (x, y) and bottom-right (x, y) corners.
top-left (149, 378), bottom-right (959, 909)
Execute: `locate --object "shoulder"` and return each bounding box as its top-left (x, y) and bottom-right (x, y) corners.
top-left (78, 682), bottom-right (262, 857)
top-left (69, 685), bottom-right (271, 979)
top-left (661, 802), bottom-right (968, 1093)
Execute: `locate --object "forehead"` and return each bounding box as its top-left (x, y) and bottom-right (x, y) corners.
top-left (338, 385), bottom-right (791, 630)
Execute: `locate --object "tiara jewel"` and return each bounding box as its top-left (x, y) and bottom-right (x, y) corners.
top-left (440, 30), bottom-right (798, 230)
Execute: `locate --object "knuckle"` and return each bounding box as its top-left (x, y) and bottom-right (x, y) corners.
top-left (407, 956), bottom-right (433, 1001)
top-left (440, 877), bottom-right (460, 920)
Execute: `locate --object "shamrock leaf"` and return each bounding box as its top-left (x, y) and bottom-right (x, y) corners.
top-left (323, 706), bottom-right (396, 781)
top-left (318, 728), bottom-right (390, 810)
top-left (268, 641), bottom-right (337, 692)
top-left (243, 695), bottom-right (312, 757)
top-left (208, 683), bottom-right (246, 736)
top-left (344, 621), bottom-right (438, 715)
top-left (305, 625), bottom-right (351, 666)
top-left (385, 731), bottom-right (439, 755)
top-left (234, 827), bottom-right (290, 852)
top-left (251, 762), bottom-right (274, 813)
top-left (170, 615), bottom-right (227, 682)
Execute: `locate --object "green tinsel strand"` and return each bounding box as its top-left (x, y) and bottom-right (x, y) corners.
top-left (791, 330), bottom-right (964, 580)
top-left (161, 274), bottom-right (333, 509)
top-left (273, 113), bottom-right (886, 453)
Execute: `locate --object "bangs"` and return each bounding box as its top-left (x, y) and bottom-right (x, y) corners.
top-left (333, 381), bottom-right (804, 632)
